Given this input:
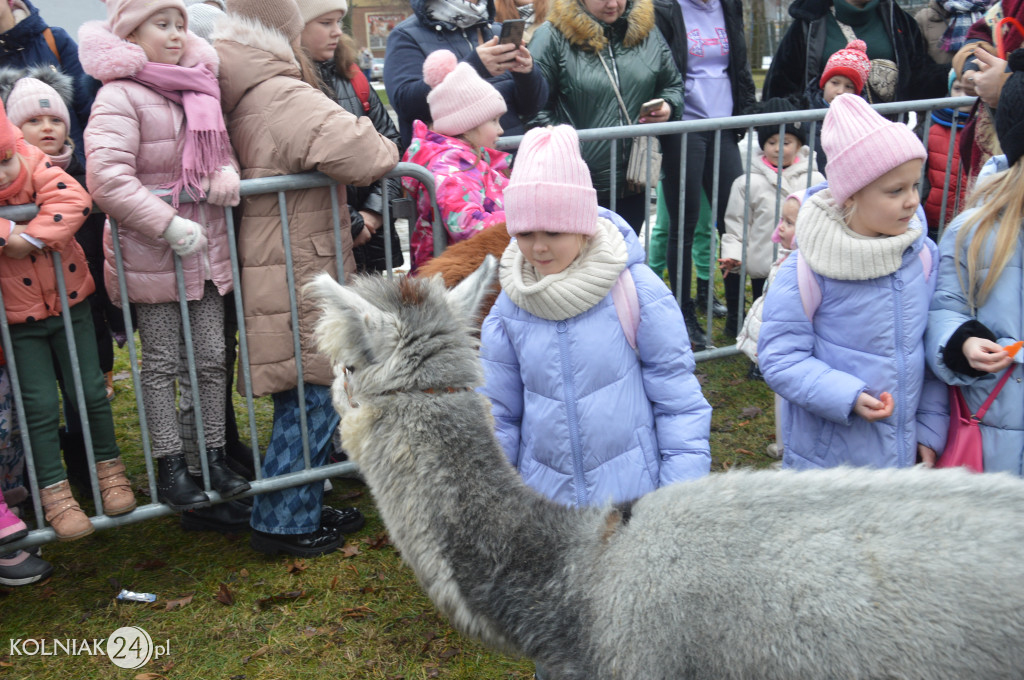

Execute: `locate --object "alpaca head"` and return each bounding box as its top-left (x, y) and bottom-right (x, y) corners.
top-left (309, 257), bottom-right (499, 406)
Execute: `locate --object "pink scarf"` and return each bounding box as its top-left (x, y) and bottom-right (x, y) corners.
top-left (131, 61), bottom-right (231, 207)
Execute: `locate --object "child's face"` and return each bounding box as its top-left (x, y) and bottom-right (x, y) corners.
top-left (763, 133), bottom-right (801, 168)
top-left (844, 159), bottom-right (922, 238)
top-left (128, 9), bottom-right (186, 65)
top-left (950, 79), bottom-right (974, 112)
top-left (777, 198), bottom-right (799, 249)
top-left (823, 75), bottom-right (857, 104)
top-left (515, 230), bottom-right (586, 277)
top-left (462, 116), bottom-right (503, 151)
top-left (20, 115), bottom-right (67, 156)
top-left (0, 153), bottom-right (21, 190)
top-left (300, 10), bottom-right (344, 62)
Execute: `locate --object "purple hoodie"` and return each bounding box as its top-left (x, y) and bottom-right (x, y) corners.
top-left (679, 0), bottom-right (733, 120)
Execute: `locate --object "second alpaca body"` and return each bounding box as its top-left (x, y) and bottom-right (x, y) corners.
top-left (311, 264), bottom-right (1024, 680)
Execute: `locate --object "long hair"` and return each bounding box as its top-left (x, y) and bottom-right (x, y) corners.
top-left (493, 0), bottom-right (548, 25)
top-left (955, 161), bottom-right (1024, 310)
top-left (333, 33), bottom-right (359, 82)
top-left (293, 38), bottom-right (327, 91)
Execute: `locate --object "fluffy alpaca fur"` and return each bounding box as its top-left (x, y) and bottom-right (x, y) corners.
top-left (310, 261), bottom-right (1024, 680)
top-left (415, 222), bottom-right (509, 324)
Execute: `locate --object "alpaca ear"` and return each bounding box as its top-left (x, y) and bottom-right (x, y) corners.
top-left (447, 254), bottom-right (498, 322)
top-left (308, 273), bottom-right (386, 369)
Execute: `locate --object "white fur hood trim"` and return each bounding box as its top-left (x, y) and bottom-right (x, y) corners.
top-left (78, 20), bottom-right (219, 84)
top-left (211, 14), bottom-right (301, 115)
top-left (211, 14), bottom-right (298, 69)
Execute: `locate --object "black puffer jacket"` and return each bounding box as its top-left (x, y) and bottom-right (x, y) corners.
top-left (529, 0), bottom-right (684, 198)
top-left (763, 0), bottom-right (946, 103)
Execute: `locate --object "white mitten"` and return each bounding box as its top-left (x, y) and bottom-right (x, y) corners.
top-left (206, 165), bottom-right (240, 207)
top-left (162, 215), bottom-right (207, 256)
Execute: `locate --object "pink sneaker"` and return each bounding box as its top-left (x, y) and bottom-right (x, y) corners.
top-left (0, 493), bottom-right (28, 545)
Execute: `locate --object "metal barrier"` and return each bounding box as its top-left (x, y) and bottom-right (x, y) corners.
top-left (0, 162), bottom-right (442, 551)
top-left (498, 95), bottom-right (976, 360)
top-left (2, 98), bottom-right (976, 549)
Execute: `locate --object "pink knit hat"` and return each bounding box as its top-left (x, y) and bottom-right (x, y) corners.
top-left (819, 40), bottom-right (870, 95)
top-left (504, 125), bottom-right (597, 237)
top-left (423, 50), bottom-right (506, 137)
top-left (5, 78), bottom-right (71, 131)
top-left (822, 94), bottom-right (926, 206)
top-left (103, 0), bottom-right (188, 39)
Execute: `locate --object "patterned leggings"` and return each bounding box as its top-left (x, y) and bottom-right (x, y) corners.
top-left (137, 282), bottom-right (225, 459)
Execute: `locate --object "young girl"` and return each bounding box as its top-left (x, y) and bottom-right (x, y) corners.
top-left (402, 48), bottom-right (510, 272)
top-left (721, 97), bottom-right (824, 338)
top-left (479, 125), bottom-right (711, 509)
top-left (925, 54), bottom-right (1024, 475)
top-left (81, 0), bottom-right (250, 509)
top-left (0, 100), bottom-right (136, 539)
top-left (757, 94), bottom-right (948, 470)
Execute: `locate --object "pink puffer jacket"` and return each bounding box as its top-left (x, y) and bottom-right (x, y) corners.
top-left (79, 20), bottom-right (235, 306)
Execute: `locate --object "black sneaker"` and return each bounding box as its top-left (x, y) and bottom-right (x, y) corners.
top-left (320, 506), bottom-right (365, 535)
top-left (249, 527), bottom-right (341, 557)
top-left (681, 300), bottom-right (710, 352)
top-left (747, 363), bottom-right (764, 381)
top-left (0, 550), bottom-right (53, 586)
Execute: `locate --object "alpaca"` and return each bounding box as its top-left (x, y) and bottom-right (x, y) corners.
top-left (309, 260), bottom-right (1024, 680)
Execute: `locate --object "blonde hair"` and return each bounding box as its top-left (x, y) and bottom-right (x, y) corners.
top-left (293, 38), bottom-right (327, 90)
top-left (955, 161), bottom-right (1024, 310)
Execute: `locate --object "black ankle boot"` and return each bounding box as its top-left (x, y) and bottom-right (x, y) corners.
top-left (681, 300), bottom-right (709, 352)
top-left (225, 440), bottom-right (257, 481)
top-left (206, 447), bottom-right (251, 499)
top-left (695, 279), bottom-right (727, 318)
top-left (157, 455), bottom-right (210, 510)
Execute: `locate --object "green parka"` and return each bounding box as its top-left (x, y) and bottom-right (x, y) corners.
top-left (528, 0), bottom-right (684, 199)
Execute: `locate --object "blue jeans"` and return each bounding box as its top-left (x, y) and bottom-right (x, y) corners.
top-left (250, 384), bottom-right (339, 535)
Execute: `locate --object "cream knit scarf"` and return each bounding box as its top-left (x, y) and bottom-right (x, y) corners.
top-left (499, 216), bottom-right (628, 321)
top-left (796, 189), bottom-right (922, 281)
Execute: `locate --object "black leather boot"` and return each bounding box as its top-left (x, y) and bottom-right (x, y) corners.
top-left (180, 498), bottom-right (252, 533)
top-left (681, 299), bottom-right (709, 352)
top-left (157, 454), bottom-right (210, 510)
top-left (695, 278), bottom-right (727, 318)
top-left (206, 446), bottom-right (251, 499)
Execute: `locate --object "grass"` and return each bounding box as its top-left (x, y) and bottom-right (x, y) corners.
top-left (0, 284), bottom-right (775, 679)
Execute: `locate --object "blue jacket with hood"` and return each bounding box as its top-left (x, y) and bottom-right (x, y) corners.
top-left (479, 208), bottom-right (711, 508)
top-left (383, 0), bottom-right (549, 150)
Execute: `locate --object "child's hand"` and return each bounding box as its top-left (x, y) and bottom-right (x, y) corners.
top-left (962, 336), bottom-right (1014, 373)
top-left (718, 257), bottom-right (740, 275)
top-left (206, 166), bottom-right (240, 207)
top-left (853, 391), bottom-right (894, 422)
top-left (2, 232), bottom-right (41, 260)
top-left (162, 216), bottom-right (207, 257)
top-left (916, 443), bottom-right (936, 467)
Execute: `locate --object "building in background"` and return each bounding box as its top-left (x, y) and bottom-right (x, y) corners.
top-left (350, 0), bottom-right (411, 54)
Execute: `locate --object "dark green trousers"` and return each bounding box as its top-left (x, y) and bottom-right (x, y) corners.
top-left (9, 302), bottom-right (120, 487)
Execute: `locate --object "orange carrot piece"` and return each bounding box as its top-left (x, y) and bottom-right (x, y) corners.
top-left (1004, 340), bottom-right (1024, 357)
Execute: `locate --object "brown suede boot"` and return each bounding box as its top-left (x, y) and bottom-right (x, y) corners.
top-left (40, 480), bottom-right (94, 541)
top-left (95, 458), bottom-right (137, 516)
top-left (104, 372), bottom-right (115, 401)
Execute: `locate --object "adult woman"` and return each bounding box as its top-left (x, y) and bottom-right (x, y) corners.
top-left (763, 0), bottom-right (946, 104)
top-left (298, 2), bottom-right (404, 273)
top-left (215, 0), bottom-right (398, 557)
top-left (494, 0), bottom-right (549, 43)
top-left (528, 0), bottom-right (683, 232)
top-left (651, 0), bottom-right (755, 350)
top-left (384, 0), bottom-right (548, 151)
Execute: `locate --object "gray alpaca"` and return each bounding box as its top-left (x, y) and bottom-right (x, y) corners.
top-left (309, 259), bottom-right (1024, 680)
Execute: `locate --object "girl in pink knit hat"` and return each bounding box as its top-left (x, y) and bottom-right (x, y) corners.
top-left (402, 48), bottom-right (511, 272)
top-left (756, 94), bottom-right (947, 471)
top-left (479, 125), bottom-right (711, 519)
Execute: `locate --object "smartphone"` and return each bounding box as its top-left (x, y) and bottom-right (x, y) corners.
top-left (499, 19), bottom-right (526, 47)
top-left (639, 98), bottom-right (665, 118)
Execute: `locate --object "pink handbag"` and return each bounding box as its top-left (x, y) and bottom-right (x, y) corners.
top-left (937, 367), bottom-right (1015, 472)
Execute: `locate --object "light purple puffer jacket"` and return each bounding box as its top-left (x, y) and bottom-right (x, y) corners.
top-left (80, 21), bottom-right (235, 306)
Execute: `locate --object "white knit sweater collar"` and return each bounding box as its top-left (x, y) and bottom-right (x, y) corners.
top-left (796, 189), bottom-right (922, 281)
top-left (500, 216), bottom-right (628, 321)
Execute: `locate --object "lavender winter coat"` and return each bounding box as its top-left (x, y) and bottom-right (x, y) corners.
top-left (80, 21), bottom-right (235, 307)
top-left (479, 209), bottom-right (711, 508)
top-left (757, 210), bottom-right (948, 470)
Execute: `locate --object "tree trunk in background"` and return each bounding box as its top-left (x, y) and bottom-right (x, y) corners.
top-left (749, 0), bottom-right (767, 74)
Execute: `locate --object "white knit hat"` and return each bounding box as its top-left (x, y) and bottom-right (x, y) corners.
top-left (186, 3), bottom-right (225, 41)
top-left (295, 0), bottom-right (348, 23)
top-left (423, 49), bottom-right (506, 137)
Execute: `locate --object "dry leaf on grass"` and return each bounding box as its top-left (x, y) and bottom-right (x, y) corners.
top-left (164, 593), bottom-right (194, 612)
top-left (365, 533), bottom-right (391, 550)
top-left (285, 560), bottom-right (308, 574)
top-left (133, 673), bottom-right (167, 680)
top-left (215, 582), bottom-right (235, 606)
top-left (256, 590), bottom-right (307, 609)
top-left (242, 645), bottom-right (270, 664)
top-left (740, 406), bottom-right (763, 418)
top-left (340, 543), bottom-right (361, 558)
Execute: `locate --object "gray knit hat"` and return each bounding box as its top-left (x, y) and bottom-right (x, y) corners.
top-left (225, 0), bottom-right (303, 41)
top-left (187, 3), bottom-right (225, 41)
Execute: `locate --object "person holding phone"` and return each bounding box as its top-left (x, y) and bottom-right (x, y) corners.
top-left (527, 0), bottom-right (683, 234)
top-left (384, 0), bottom-right (548, 151)
top-left (494, 0), bottom-right (548, 43)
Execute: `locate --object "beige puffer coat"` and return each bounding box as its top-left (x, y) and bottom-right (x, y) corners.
top-left (213, 14), bottom-right (398, 397)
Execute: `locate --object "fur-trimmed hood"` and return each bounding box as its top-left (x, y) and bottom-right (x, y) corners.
top-left (547, 0), bottom-right (655, 52)
top-left (77, 19), bottom-right (219, 83)
top-left (211, 13), bottom-right (301, 116)
top-left (0, 64), bottom-right (74, 109)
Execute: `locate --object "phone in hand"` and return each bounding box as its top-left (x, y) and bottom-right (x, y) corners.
top-left (639, 98), bottom-right (666, 118)
top-left (499, 19), bottom-right (526, 47)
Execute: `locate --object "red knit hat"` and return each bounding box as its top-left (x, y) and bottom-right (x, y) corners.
top-left (0, 100), bottom-right (17, 161)
top-left (820, 40), bottom-right (870, 95)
